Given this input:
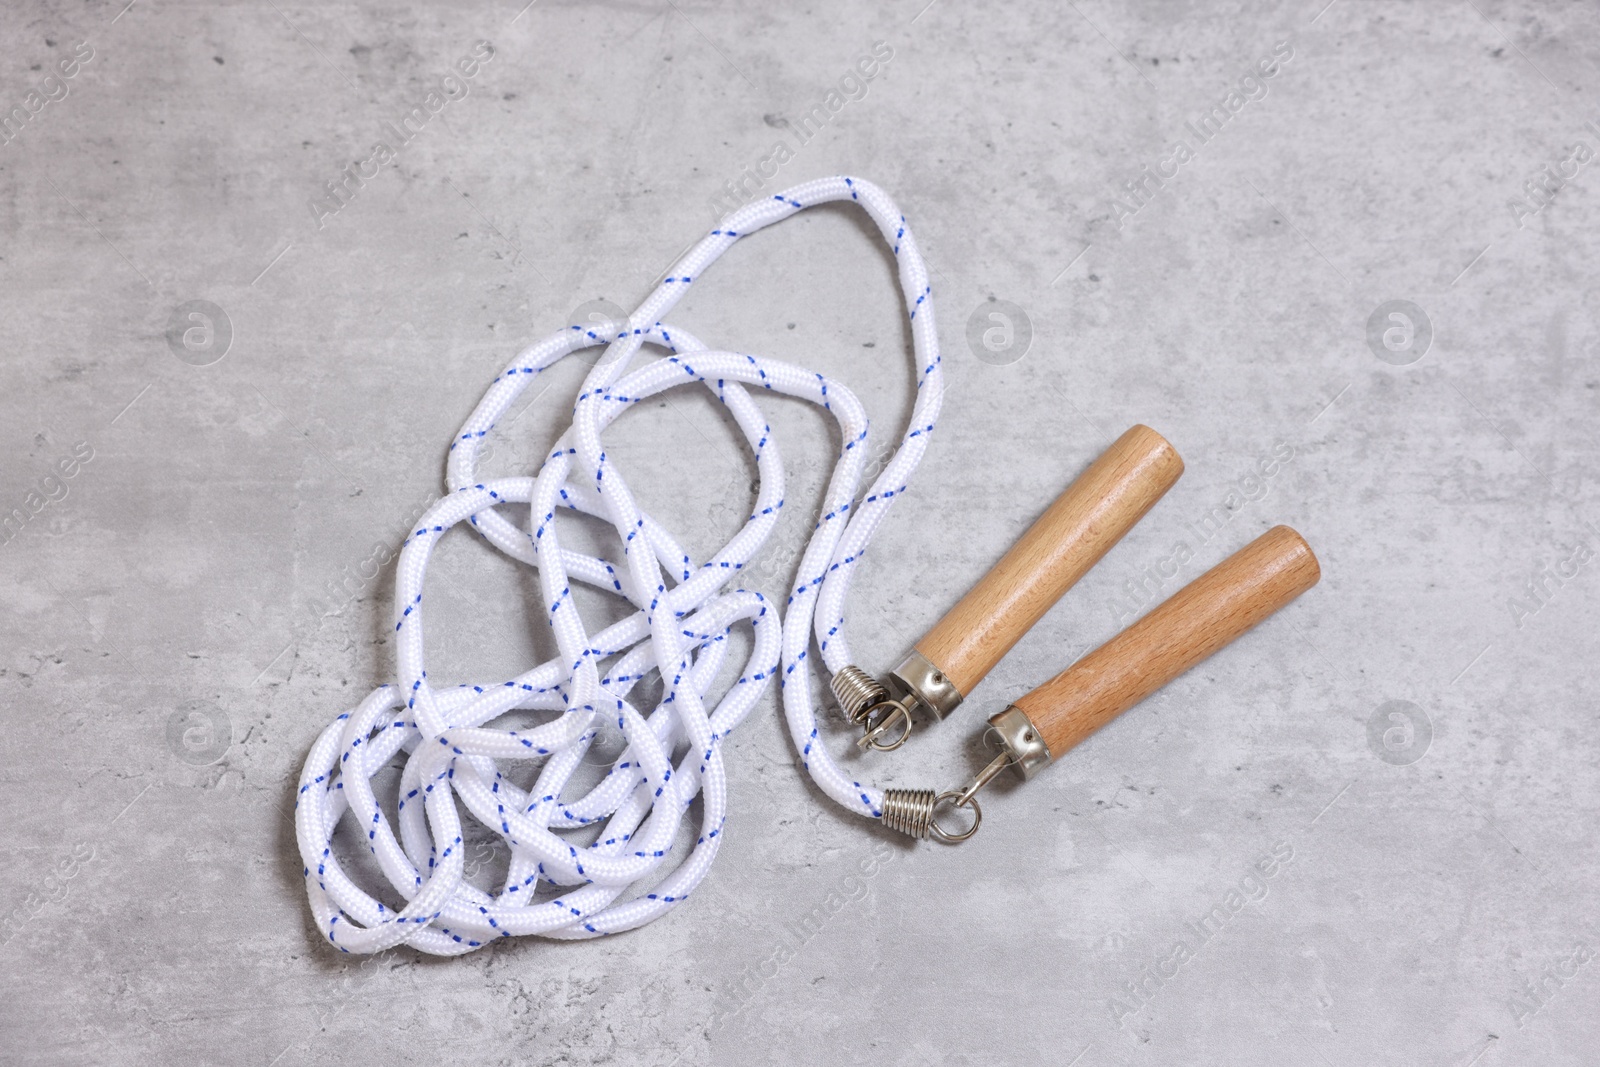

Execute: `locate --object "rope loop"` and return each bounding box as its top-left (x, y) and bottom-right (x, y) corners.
top-left (295, 177), bottom-right (943, 954)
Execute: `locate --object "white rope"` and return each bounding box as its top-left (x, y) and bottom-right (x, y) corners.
top-left (295, 176), bottom-right (943, 954)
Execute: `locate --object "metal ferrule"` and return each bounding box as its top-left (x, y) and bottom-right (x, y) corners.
top-left (987, 705), bottom-right (1052, 780)
top-left (881, 787), bottom-right (981, 843)
top-left (830, 664), bottom-right (889, 725)
top-left (880, 788), bottom-right (939, 839)
top-left (887, 650), bottom-right (964, 721)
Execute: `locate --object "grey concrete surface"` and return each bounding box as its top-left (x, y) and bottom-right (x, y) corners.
top-left (1, 0), bottom-right (1597, 1064)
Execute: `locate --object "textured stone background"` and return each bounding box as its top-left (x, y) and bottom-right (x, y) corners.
top-left (1, 0), bottom-right (1597, 1064)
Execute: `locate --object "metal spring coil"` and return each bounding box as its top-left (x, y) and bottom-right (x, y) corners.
top-left (880, 788), bottom-right (938, 839)
top-left (829, 664), bottom-right (888, 725)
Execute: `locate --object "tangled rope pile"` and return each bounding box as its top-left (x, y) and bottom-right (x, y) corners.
top-left (295, 176), bottom-right (942, 954)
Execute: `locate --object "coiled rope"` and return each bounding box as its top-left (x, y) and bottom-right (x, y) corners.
top-left (295, 176), bottom-right (942, 954)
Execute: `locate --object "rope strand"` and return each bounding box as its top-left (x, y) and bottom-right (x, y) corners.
top-left (295, 176), bottom-right (943, 954)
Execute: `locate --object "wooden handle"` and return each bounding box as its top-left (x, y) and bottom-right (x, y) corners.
top-left (1016, 525), bottom-right (1320, 759)
top-left (915, 425), bottom-right (1182, 697)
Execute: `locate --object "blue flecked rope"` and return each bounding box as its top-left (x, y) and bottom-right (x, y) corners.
top-left (295, 176), bottom-right (944, 954)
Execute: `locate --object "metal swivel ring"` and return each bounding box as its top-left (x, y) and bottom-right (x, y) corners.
top-left (856, 700), bottom-right (914, 752)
